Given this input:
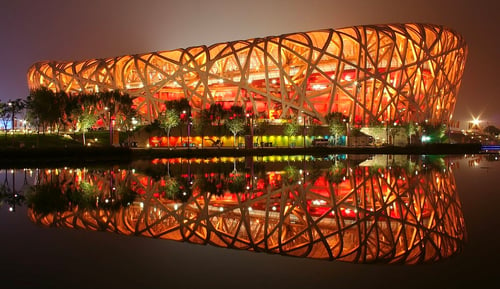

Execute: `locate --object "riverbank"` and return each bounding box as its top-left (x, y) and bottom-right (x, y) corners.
top-left (0, 143), bottom-right (484, 168)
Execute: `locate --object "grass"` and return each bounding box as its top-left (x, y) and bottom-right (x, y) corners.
top-left (0, 131), bottom-right (131, 148)
top-left (0, 132), bottom-right (82, 148)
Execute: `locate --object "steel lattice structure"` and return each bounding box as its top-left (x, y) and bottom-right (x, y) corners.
top-left (28, 158), bottom-right (466, 264)
top-left (27, 23), bottom-right (467, 125)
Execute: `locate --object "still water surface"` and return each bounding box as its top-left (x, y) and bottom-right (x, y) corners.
top-left (1, 154), bottom-right (499, 289)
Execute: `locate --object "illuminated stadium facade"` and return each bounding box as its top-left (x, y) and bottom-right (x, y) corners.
top-left (27, 23), bottom-right (467, 127)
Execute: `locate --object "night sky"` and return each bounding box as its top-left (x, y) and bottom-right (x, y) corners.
top-left (1, 0), bottom-right (499, 127)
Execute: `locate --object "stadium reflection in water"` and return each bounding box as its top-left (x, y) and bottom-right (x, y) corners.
top-left (27, 155), bottom-right (466, 264)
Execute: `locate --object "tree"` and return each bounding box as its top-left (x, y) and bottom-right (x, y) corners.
top-left (78, 111), bottom-right (98, 146)
top-left (158, 109), bottom-right (180, 147)
top-left (0, 102), bottom-right (10, 136)
top-left (208, 103), bottom-right (226, 139)
top-left (405, 122), bottom-right (418, 144)
top-left (326, 112), bottom-right (347, 145)
top-left (193, 109), bottom-right (211, 148)
top-left (166, 99), bottom-right (191, 144)
top-left (26, 87), bottom-right (60, 134)
top-left (484, 125), bottom-right (500, 137)
top-left (283, 120), bottom-right (299, 147)
top-left (254, 120), bottom-right (269, 146)
top-left (226, 117), bottom-right (245, 147)
top-left (117, 101), bottom-right (139, 146)
top-left (7, 98), bottom-right (26, 132)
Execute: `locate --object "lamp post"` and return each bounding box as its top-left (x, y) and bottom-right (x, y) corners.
top-left (8, 101), bottom-right (13, 132)
top-left (301, 111), bottom-right (306, 148)
top-left (246, 113), bottom-right (254, 148)
top-left (105, 107), bottom-right (112, 146)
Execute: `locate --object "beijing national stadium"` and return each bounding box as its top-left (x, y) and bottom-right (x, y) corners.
top-left (27, 23), bottom-right (467, 147)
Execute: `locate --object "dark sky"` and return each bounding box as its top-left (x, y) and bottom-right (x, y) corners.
top-left (1, 0), bottom-right (499, 127)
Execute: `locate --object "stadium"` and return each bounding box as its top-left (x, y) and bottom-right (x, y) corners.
top-left (27, 23), bottom-right (467, 146)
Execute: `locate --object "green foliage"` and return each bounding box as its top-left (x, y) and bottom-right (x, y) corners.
top-left (69, 181), bottom-right (99, 209)
top-left (283, 165), bottom-right (300, 184)
top-left (78, 112), bottom-right (99, 145)
top-left (26, 88), bottom-right (69, 133)
top-left (328, 162), bottom-right (346, 184)
top-left (283, 121), bottom-right (299, 137)
top-left (158, 109), bottom-right (180, 147)
top-left (326, 112), bottom-right (347, 139)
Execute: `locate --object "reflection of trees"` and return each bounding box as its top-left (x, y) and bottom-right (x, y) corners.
top-left (26, 168), bottom-right (137, 215)
top-left (27, 183), bottom-right (71, 214)
top-left (28, 158), bottom-right (466, 264)
top-left (327, 161), bottom-right (346, 184)
top-left (283, 165), bottom-right (300, 185)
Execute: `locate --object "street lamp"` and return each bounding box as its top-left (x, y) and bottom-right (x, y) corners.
top-left (246, 113), bottom-right (254, 148)
top-left (104, 107), bottom-right (112, 145)
top-left (8, 101), bottom-right (13, 131)
top-left (470, 116), bottom-right (481, 131)
top-left (300, 111), bottom-right (306, 148)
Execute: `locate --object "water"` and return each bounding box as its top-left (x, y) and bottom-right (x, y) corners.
top-left (1, 154), bottom-right (499, 289)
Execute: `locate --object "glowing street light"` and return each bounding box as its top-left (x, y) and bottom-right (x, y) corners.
top-left (470, 116), bottom-right (481, 130)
